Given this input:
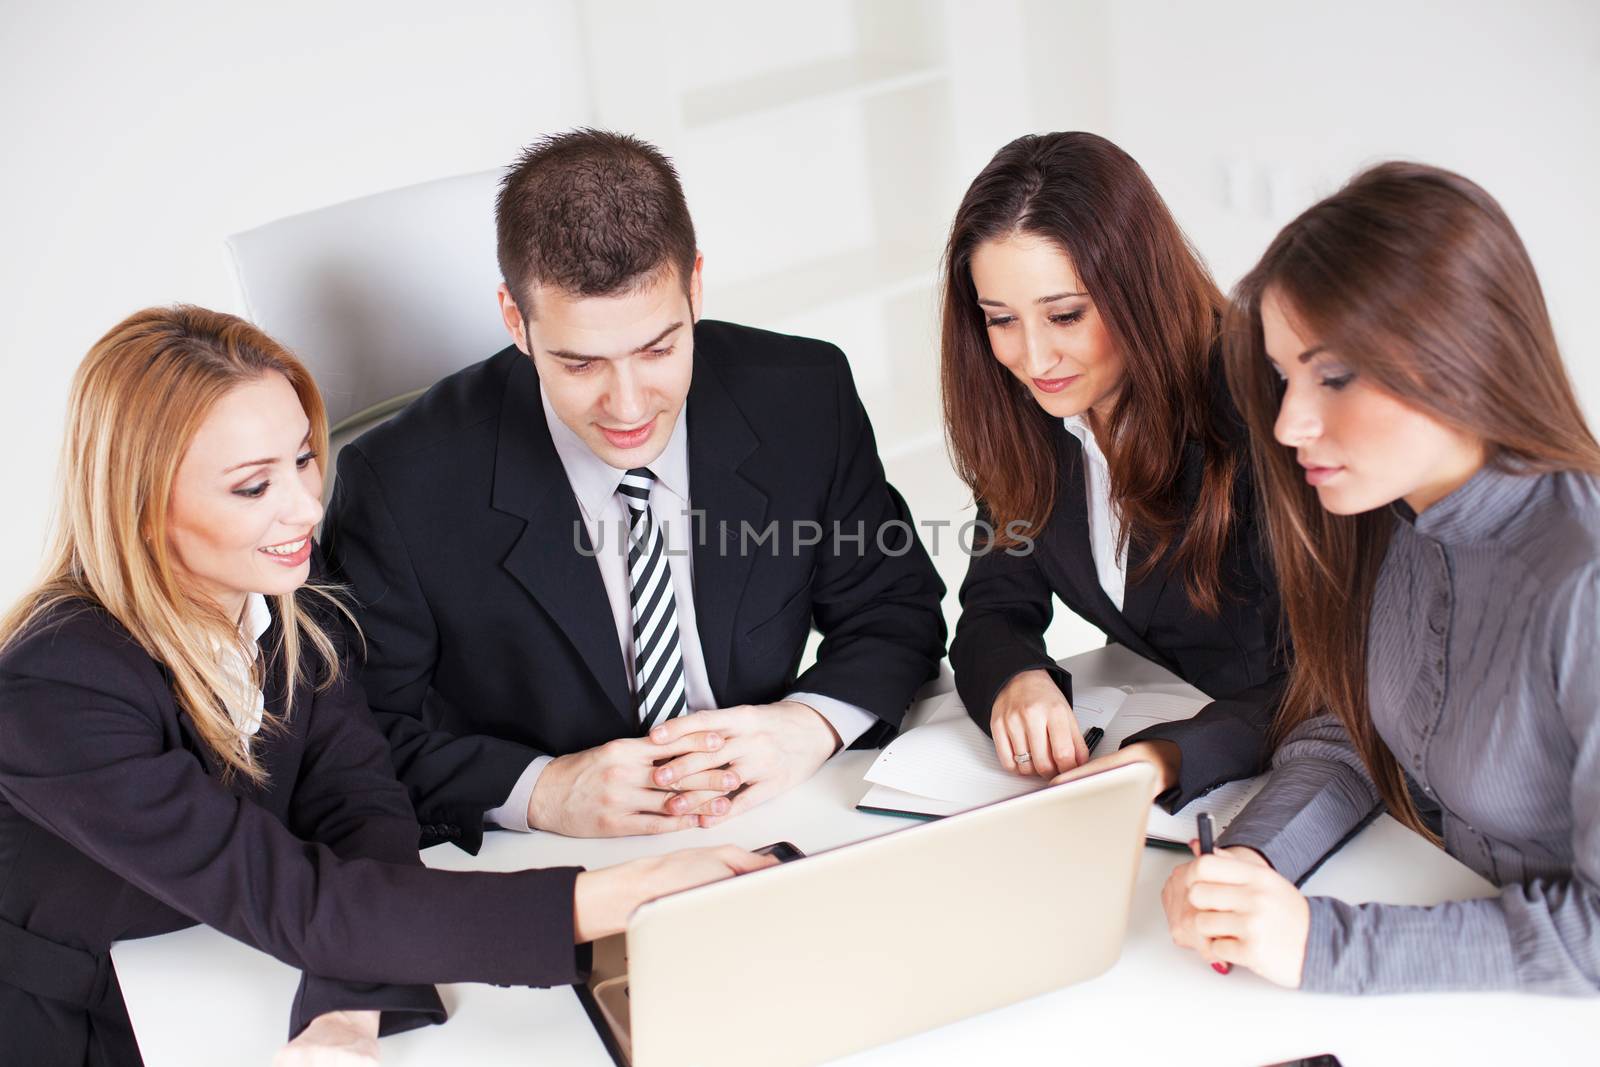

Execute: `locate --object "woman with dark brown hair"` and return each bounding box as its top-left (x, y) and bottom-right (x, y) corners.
top-left (1163, 162), bottom-right (1600, 993)
top-left (943, 132), bottom-right (1286, 812)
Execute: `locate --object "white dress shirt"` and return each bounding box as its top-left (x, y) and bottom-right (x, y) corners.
top-left (484, 386), bottom-right (877, 831)
top-left (217, 592), bottom-right (273, 753)
top-left (1061, 415), bottom-right (1128, 612)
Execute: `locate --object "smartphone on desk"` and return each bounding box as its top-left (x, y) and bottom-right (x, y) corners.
top-left (755, 841), bottom-right (805, 863)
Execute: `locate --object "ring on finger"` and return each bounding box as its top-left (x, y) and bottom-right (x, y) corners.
top-left (1015, 752), bottom-right (1032, 764)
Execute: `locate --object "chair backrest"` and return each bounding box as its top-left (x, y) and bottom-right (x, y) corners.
top-left (225, 169), bottom-right (511, 447)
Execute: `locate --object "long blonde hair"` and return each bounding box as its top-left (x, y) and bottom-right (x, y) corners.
top-left (0, 305), bottom-right (351, 784)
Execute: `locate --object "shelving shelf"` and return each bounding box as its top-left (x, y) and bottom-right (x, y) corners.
top-left (584, 0), bottom-right (968, 578)
top-left (711, 242), bottom-right (941, 327)
top-left (681, 53), bottom-right (946, 128)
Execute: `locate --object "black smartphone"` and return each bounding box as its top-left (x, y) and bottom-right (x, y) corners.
top-left (1260, 1056), bottom-right (1343, 1067)
top-left (754, 841), bottom-right (805, 863)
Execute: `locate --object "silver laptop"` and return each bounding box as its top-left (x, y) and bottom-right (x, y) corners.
top-left (578, 760), bottom-right (1157, 1067)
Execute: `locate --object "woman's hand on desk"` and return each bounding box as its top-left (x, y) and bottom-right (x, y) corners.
top-left (1047, 739), bottom-right (1180, 798)
top-left (990, 670), bottom-right (1088, 778)
top-left (573, 846), bottom-right (780, 942)
top-left (1162, 845), bottom-right (1308, 988)
top-left (273, 1010), bottom-right (380, 1066)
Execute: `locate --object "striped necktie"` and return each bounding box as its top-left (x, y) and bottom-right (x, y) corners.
top-left (618, 468), bottom-right (688, 730)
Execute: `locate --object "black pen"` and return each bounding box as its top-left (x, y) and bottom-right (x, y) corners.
top-left (1196, 812), bottom-right (1230, 975)
top-left (1083, 726), bottom-right (1104, 755)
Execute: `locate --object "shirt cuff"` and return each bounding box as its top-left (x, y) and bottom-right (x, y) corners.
top-left (786, 692), bottom-right (877, 752)
top-left (483, 755), bottom-right (553, 833)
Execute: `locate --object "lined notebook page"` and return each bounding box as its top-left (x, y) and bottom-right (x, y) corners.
top-left (1145, 776), bottom-right (1265, 843)
top-left (864, 687), bottom-right (1130, 807)
top-left (864, 717), bottom-right (1039, 807)
top-left (1066, 686), bottom-right (1133, 734)
top-left (1096, 692), bottom-right (1215, 750)
top-left (862, 687), bottom-right (1264, 843)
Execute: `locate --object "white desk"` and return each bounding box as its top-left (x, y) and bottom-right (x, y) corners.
top-left (112, 646), bottom-right (1593, 1065)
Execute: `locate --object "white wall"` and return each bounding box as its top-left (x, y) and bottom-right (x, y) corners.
top-left (576, 0), bottom-right (1031, 636)
top-left (1098, 0), bottom-right (1600, 370)
top-left (3, 1), bottom-right (1598, 663)
top-left (0, 0), bottom-right (592, 602)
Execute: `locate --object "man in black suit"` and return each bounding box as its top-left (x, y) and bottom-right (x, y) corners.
top-left (324, 129), bottom-right (945, 849)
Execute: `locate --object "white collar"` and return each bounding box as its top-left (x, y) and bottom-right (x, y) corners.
top-left (1062, 415), bottom-right (1106, 459)
top-left (213, 592), bottom-right (271, 745)
top-left (241, 592), bottom-right (272, 646)
top-left (539, 379), bottom-right (692, 517)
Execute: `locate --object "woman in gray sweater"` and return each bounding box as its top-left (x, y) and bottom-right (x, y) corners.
top-left (1161, 162), bottom-right (1600, 995)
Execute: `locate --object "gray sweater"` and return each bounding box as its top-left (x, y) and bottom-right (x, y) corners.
top-left (1220, 465), bottom-right (1600, 994)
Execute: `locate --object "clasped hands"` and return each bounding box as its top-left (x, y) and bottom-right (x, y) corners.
top-left (528, 699), bottom-right (841, 837)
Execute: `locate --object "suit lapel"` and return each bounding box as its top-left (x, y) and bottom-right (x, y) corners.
top-left (686, 352), bottom-right (766, 702)
top-left (1049, 429), bottom-right (1126, 628)
top-left (491, 355), bottom-right (633, 723)
top-left (171, 688), bottom-right (232, 784)
top-left (1118, 534), bottom-right (1169, 637)
top-left (165, 643), bottom-right (293, 806)
top-left (1119, 441), bottom-right (1202, 637)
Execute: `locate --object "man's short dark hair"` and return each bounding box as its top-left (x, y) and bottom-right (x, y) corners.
top-left (495, 128), bottom-right (697, 311)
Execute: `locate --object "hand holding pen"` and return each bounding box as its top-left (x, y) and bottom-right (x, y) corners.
top-left (1196, 813), bottom-right (1229, 975)
top-left (1160, 812), bottom-right (1313, 987)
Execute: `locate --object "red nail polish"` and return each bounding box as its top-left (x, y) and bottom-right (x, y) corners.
top-left (1211, 962), bottom-right (1231, 975)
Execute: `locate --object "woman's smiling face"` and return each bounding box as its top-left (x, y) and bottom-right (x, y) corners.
top-left (969, 232), bottom-right (1125, 422)
top-left (166, 372), bottom-right (324, 618)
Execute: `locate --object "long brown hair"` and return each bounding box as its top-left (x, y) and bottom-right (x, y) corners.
top-left (0, 306), bottom-right (351, 785)
top-left (1225, 161), bottom-right (1600, 840)
top-left (940, 132), bottom-right (1237, 613)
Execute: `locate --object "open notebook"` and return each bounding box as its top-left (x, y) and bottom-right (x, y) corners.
top-left (858, 686), bottom-right (1264, 847)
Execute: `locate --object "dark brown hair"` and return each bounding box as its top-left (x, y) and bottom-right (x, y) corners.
top-left (495, 128), bottom-right (697, 308)
top-left (1225, 161), bottom-right (1600, 841)
top-left (941, 132), bottom-right (1236, 613)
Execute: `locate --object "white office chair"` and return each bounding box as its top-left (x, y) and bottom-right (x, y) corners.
top-left (225, 168), bottom-right (511, 464)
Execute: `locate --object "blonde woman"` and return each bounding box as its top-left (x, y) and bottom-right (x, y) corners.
top-left (0, 306), bottom-right (773, 1066)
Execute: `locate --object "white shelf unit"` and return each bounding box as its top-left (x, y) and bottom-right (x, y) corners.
top-left (576, 0), bottom-right (1080, 641)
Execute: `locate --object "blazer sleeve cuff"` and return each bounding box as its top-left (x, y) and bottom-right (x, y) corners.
top-left (1123, 699), bottom-right (1271, 813)
top-left (414, 736), bottom-right (550, 854)
top-left (961, 654), bottom-right (1073, 737)
top-left (289, 974), bottom-right (446, 1041)
top-left (475, 865), bottom-right (591, 988)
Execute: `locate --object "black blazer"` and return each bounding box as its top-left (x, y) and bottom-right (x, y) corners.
top-left (951, 410), bottom-right (1286, 812)
top-left (0, 600), bottom-right (585, 1067)
top-left (323, 320), bottom-right (946, 852)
